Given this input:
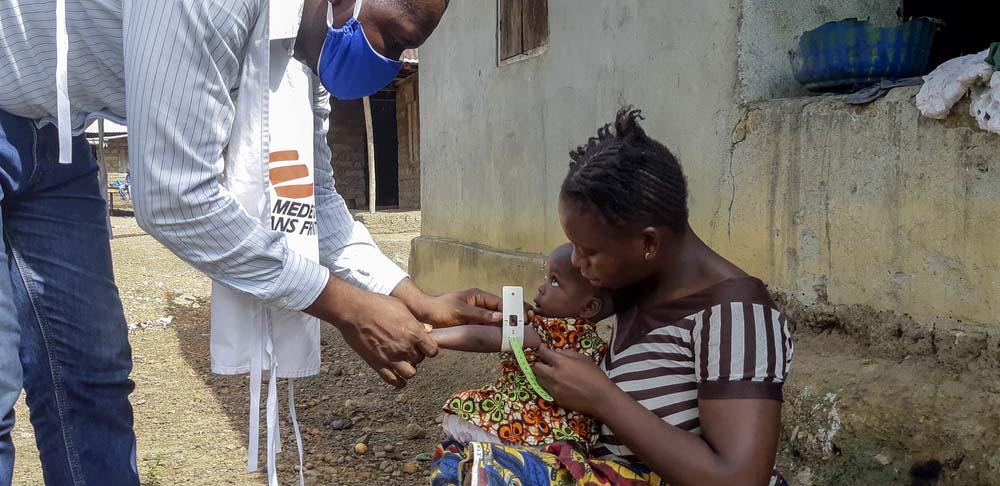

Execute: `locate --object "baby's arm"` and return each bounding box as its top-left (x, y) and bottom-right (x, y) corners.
top-left (431, 325), bottom-right (542, 353)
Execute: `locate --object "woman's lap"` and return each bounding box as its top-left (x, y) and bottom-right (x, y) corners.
top-left (429, 440), bottom-right (665, 486)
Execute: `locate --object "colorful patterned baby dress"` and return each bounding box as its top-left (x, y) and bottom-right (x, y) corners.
top-left (442, 316), bottom-right (608, 446)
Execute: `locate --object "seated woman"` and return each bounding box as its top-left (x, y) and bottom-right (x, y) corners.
top-left (430, 108), bottom-right (793, 486)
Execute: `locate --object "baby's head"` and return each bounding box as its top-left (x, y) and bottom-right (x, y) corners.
top-left (533, 243), bottom-right (613, 321)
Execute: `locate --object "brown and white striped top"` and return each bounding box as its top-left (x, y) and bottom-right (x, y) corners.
top-left (592, 276), bottom-right (793, 461)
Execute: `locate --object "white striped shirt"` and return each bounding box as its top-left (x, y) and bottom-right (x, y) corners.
top-left (0, 0), bottom-right (407, 310)
top-left (594, 277), bottom-right (793, 475)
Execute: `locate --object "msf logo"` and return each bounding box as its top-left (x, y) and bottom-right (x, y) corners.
top-left (268, 150), bottom-right (317, 236)
top-left (268, 150), bottom-right (313, 199)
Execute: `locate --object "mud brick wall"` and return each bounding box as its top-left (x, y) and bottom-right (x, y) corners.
top-left (328, 99), bottom-right (368, 210)
top-left (91, 138), bottom-right (130, 174)
top-left (396, 75), bottom-right (421, 210)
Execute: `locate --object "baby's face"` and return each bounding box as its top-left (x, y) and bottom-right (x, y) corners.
top-left (532, 249), bottom-right (597, 318)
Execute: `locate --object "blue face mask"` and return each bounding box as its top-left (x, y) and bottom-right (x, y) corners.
top-left (317, 0), bottom-right (402, 100)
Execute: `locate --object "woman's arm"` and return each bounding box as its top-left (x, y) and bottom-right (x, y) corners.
top-left (596, 389), bottom-right (781, 486)
top-left (431, 325), bottom-right (542, 353)
top-left (532, 347), bottom-right (781, 486)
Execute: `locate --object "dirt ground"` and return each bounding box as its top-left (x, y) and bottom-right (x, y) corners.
top-left (11, 213), bottom-right (496, 486)
top-left (10, 214), bottom-right (999, 485)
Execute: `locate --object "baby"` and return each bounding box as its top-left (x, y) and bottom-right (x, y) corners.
top-left (431, 243), bottom-right (612, 448)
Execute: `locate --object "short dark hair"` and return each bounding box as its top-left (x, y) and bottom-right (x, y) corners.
top-left (375, 0), bottom-right (445, 15)
top-left (372, 0), bottom-right (415, 14)
top-left (560, 107), bottom-right (688, 232)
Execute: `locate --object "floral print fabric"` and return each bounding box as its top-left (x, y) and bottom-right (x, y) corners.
top-left (443, 316), bottom-right (608, 446)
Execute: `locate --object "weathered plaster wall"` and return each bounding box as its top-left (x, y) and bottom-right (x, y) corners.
top-left (414, 1), bottom-right (998, 331)
top-left (723, 87), bottom-right (999, 326)
top-left (414, 0), bottom-right (742, 293)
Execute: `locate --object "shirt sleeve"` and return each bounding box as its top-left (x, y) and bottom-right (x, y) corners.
top-left (123, 0), bottom-right (329, 311)
top-left (693, 302), bottom-right (794, 401)
top-left (310, 77), bottom-right (408, 295)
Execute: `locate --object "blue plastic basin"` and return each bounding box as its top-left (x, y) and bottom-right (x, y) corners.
top-left (789, 18), bottom-right (938, 92)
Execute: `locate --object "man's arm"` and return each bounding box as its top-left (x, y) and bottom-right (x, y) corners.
top-left (122, 0), bottom-right (435, 387)
top-left (309, 77), bottom-right (408, 295)
top-left (309, 80), bottom-right (503, 328)
top-left (123, 0), bottom-right (328, 311)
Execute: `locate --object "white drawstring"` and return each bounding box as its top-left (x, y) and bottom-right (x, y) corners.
top-left (247, 317), bottom-right (264, 473)
top-left (248, 322), bottom-right (306, 486)
top-left (55, 0), bottom-right (72, 164)
top-left (288, 380), bottom-right (306, 486)
top-left (264, 321), bottom-right (279, 486)
top-left (353, 0), bottom-right (364, 19)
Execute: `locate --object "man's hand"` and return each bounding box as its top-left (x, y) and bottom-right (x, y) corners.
top-left (304, 277), bottom-right (437, 388)
top-left (391, 279), bottom-right (507, 328)
top-left (415, 289), bottom-right (505, 327)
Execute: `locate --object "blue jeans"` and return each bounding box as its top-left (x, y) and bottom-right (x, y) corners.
top-left (0, 110), bottom-right (138, 485)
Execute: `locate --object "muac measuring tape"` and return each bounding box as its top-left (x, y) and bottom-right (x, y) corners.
top-left (509, 336), bottom-right (554, 402)
top-left (502, 286), bottom-right (554, 402)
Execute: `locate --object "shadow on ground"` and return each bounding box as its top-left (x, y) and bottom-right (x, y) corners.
top-left (167, 292), bottom-right (498, 485)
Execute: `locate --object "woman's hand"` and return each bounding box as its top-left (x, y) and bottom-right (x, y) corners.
top-left (532, 345), bottom-right (618, 417)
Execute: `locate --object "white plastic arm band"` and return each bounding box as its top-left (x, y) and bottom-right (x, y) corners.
top-left (501, 286), bottom-right (525, 352)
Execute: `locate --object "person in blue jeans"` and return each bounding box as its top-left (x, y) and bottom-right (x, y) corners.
top-left (0, 113), bottom-right (137, 484)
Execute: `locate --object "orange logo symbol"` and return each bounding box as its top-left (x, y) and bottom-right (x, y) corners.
top-left (269, 150), bottom-right (313, 199)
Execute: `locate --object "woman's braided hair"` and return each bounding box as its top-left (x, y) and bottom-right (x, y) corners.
top-left (560, 107), bottom-right (688, 232)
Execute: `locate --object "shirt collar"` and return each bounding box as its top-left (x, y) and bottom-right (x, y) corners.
top-left (270, 0), bottom-right (305, 41)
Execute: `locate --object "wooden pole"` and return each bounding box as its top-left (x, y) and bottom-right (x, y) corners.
top-left (97, 119), bottom-right (113, 238)
top-left (363, 96), bottom-right (376, 214)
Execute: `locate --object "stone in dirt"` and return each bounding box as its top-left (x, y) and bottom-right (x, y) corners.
top-left (172, 294), bottom-right (197, 306)
top-left (402, 462), bottom-right (421, 474)
top-left (403, 423), bottom-right (426, 440)
top-left (330, 418), bottom-right (353, 430)
top-left (354, 443), bottom-right (369, 455)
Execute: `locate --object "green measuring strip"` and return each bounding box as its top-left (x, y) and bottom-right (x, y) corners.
top-left (508, 336), bottom-right (554, 402)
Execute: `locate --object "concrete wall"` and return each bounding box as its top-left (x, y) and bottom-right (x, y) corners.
top-left (414, 0), bottom-right (743, 293)
top-left (414, 0), bottom-right (999, 330)
top-left (724, 87), bottom-right (999, 326)
top-left (737, 0), bottom-right (901, 101)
